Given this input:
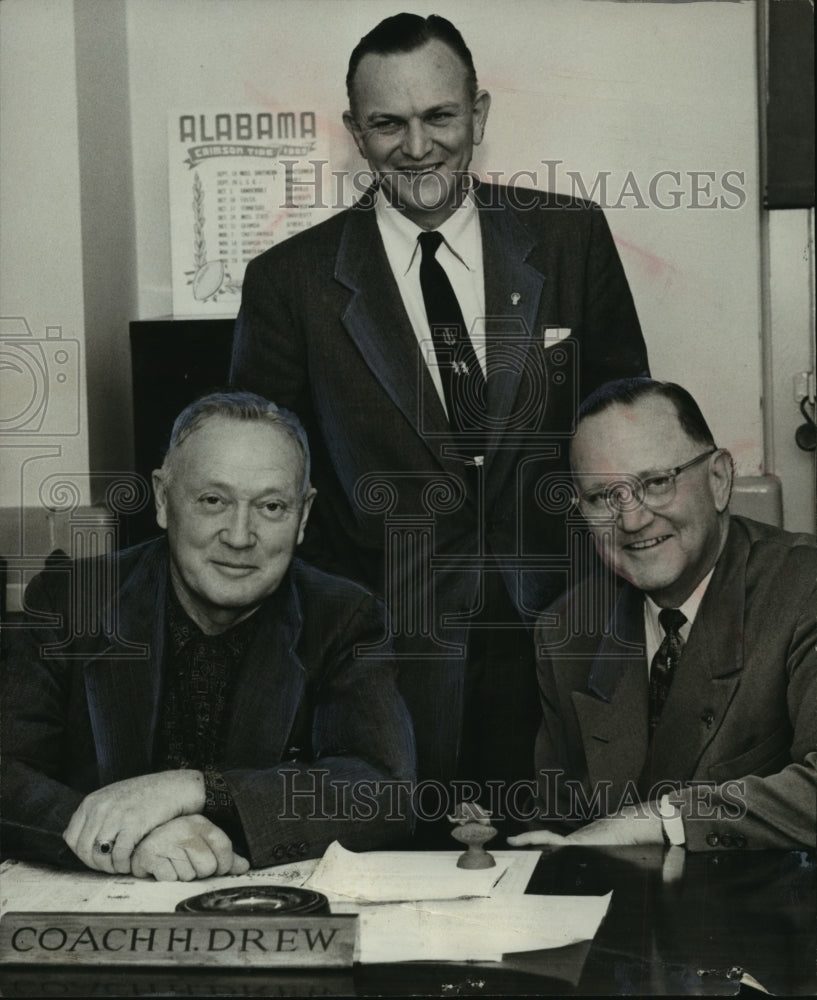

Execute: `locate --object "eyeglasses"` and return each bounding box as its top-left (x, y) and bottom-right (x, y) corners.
top-left (575, 449), bottom-right (717, 520)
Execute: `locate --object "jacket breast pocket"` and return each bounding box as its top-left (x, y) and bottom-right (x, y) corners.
top-left (707, 727), bottom-right (793, 783)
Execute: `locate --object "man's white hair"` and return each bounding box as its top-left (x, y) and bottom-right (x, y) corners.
top-left (162, 390), bottom-right (311, 498)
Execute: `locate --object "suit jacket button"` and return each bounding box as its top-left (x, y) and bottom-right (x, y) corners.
top-left (720, 833), bottom-right (733, 847)
top-left (735, 835), bottom-right (746, 848)
top-left (298, 842), bottom-right (308, 857)
top-left (706, 832), bottom-right (720, 847)
top-left (272, 845), bottom-right (285, 861)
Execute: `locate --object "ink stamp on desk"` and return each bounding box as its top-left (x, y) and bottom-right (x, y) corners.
top-left (448, 802), bottom-right (497, 870)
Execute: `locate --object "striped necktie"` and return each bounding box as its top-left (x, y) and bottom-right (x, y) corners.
top-left (648, 608), bottom-right (687, 736)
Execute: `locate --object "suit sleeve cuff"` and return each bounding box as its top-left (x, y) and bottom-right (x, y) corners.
top-left (202, 766), bottom-right (247, 852)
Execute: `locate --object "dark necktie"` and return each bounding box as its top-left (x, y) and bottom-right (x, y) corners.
top-left (417, 231), bottom-right (485, 435)
top-left (648, 608), bottom-right (687, 735)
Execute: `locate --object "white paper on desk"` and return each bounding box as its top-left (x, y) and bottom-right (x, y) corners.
top-left (0, 857), bottom-right (318, 915)
top-left (356, 893), bottom-right (613, 964)
top-left (304, 841), bottom-right (514, 903)
top-left (0, 851), bottom-right (539, 915)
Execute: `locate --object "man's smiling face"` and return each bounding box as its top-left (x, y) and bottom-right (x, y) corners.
top-left (570, 395), bottom-right (731, 608)
top-left (153, 415), bottom-right (314, 634)
top-left (343, 39), bottom-right (490, 230)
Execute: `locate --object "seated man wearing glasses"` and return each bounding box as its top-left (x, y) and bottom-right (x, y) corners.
top-left (510, 378), bottom-right (816, 851)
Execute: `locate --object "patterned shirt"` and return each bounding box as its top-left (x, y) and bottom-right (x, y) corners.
top-left (155, 587), bottom-right (261, 850)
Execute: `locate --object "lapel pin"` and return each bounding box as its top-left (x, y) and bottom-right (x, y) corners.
top-left (510, 292), bottom-right (521, 306)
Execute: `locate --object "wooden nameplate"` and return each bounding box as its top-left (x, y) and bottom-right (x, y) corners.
top-left (0, 912), bottom-right (357, 968)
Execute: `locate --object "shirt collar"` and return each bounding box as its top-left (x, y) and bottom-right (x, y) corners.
top-left (644, 566), bottom-right (716, 639)
top-left (374, 188), bottom-right (479, 275)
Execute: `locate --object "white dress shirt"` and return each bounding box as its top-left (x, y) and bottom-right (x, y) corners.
top-left (644, 568), bottom-right (715, 846)
top-left (374, 191), bottom-right (486, 415)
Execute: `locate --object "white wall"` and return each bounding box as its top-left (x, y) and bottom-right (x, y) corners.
top-left (0, 0), bottom-right (90, 516)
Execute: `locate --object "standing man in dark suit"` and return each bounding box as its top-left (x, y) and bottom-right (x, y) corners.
top-left (231, 13), bottom-right (648, 824)
top-left (1, 391), bottom-right (415, 877)
top-left (510, 379), bottom-right (816, 851)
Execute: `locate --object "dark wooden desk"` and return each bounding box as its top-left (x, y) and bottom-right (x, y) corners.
top-left (1, 847), bottom-right (813, 997)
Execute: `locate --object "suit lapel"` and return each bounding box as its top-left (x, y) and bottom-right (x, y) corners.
top-left (335, 190), bottom-right (553, 487)
top-left (571, 585), bottom-right (650, 797)
top-left (83, 541), bottom-right (168, 783)
top-left (224, 570), bottom-right (307, 767)
top-left (83, 544), bottom-right (310, 780)
top-left (481, 195), bottom-right (545, 417)
top-left (335, 200), bottom-right (453, 460)
top-left (646, 522), bottom-right (746, 784)
top-left (478, 192), bottom-right (548, 494)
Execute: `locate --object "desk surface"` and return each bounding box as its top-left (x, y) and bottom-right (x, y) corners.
top-left (0, 846), bottom-right (813, 997)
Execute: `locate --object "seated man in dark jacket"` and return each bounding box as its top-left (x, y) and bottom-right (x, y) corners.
top-left (1, 391), bottom-right (416, 880)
